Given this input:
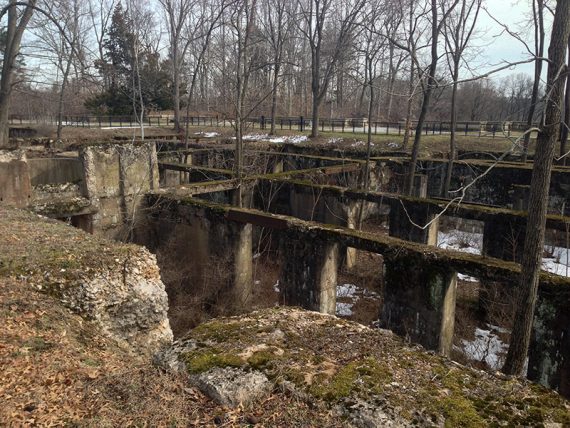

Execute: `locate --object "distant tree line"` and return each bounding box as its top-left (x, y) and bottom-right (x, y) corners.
top-left (3, 0), bottom-right (551, 125)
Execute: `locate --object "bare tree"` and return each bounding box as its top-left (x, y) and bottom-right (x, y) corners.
top-left (521, 0), bottom-right (546, 163)
top-left (441, 0), bottom-right (482, 196)
top-left (259, 0), bottom-right (296, 135)
top-left (183, 0), bottom-right (230, 145)
top-left (297, 0), bottom-right (365, 138)
top-left (502, 0), bottom-right (570, 376)
top-left (88, 0), bottom-right (115, 90)
top-left (560, 34), bottom-right (570, 165)
top-left (0, 0), bottom-right (36, 148)
top-left (230, 0), bottom-right (257, 206)
top-left (356, 0), bottom-right (386, 227)
top-left (36, 0), bottom-right (89, 142)
top-left (405, 0), bottom-right (459, 195)
top-left (158, 0), bottom-right (196, 131)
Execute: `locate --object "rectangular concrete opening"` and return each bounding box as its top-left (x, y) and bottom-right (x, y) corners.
top-left (337, 249), bottom-right (383, 326)
top-left (451, 273), bottom-right (514, 372)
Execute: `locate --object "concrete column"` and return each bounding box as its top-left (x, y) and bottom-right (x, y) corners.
top-left (388, 200), bottom-right (439, 245)
top-left (412, 173), bottom-right (428, 198)
top-left (482, 215), bottom-right (526, 262)
top-left (527, 289), bottom-right (570, 398)
top-left (272, 159), bottom-right (284, 174)
top-left (280, 237), bottom-right (339, 315)
top-left (382, 256), bottom-right (457, 356)
top-left (511, 184), bottom-right (530, 211)
top-left (232, 223), bottom-right (253, 307)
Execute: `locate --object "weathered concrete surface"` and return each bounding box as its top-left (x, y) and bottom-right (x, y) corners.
top-left (191, 367), bottom-right (272, 407)
top-left (81, 142), bottom-right (159, 239)
top-left (388, 199), bottom-right (439, 246)
top-left (0, 207), bottom-right (173, 355)
top-left (375, 157), bottom-right (570, 215)
top-left (146, 194), bottom-right (570, 394)
top-left (482, 215), bottom-right (526, 262)
top-left (382, 255), bottom-right (457, 356)
top-left (528, 285), bottom-right (570, 397)
top-left (279, 234), bottom-right (339, 314)
top-left (0, 151), bottom-right (32, 207)
top-left (27, 158), bottom-right (85, 189)
top-left (158, 307), bottom-right (570, 425)
top-left (137, 198), bottom-right (253, 310)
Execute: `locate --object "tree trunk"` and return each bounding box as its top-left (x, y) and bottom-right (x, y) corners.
top-left (173, 49), bottom-right (181, 132)
top-left (442, 64), bottom-right (459, 197)
top-left (269, 61), bottom-right (280, 135)
top-left (405, 0), bottom-right (441, 196)
top-left (357, 56), bottom-right (375, 229)
top-left (402, 60), bottom-right (415, 152)
top-left (560, 36), bottom-right (570, 166)
top-left (0, 0), bottom-right (36, 148)
top-left (310, 61), bottom-right (320, 138)
top-left (522, 0), bottom-right (545, 163)
top-left (502, 0), bottom-right (570, 376)
top-left (56, 56), bottom-right (74, 142)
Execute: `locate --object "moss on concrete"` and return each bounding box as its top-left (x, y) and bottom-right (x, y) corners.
top-left (173, 308), bottom-right (570, 426)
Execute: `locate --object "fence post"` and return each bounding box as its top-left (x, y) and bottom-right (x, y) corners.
top-left (299, 116), bottom-right (304, 132)
top-left (464, 122), bottom-right (468, 136)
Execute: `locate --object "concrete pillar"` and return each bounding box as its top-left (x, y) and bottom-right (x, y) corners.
top-left (280, 237), bottom-right (339, 315)
top-left (482, 215), bottom-right (526, 262)
top-left (527, 289), bottom-right (570, 398)
top-left (388, 200), bottom-right (439, 245)
top-left (412, 174), bottom-right (428, 198)
top-left (232, 223), bottom-right (253, 307)
top-left (272, 159), bottom-right (284, 174)
top-left (382, 256), bottom-right (457, 356)
top-left (511, 184), bottom-right (530, 211)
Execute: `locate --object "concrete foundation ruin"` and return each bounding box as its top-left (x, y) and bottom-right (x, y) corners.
top-left (1, 139), bottom-right (569, 398)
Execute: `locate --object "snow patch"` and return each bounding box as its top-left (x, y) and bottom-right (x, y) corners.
top-left (194, 131), bottom-right (220, 138)
top-left (460, 325), bottom-right (509, 370)
top-left (458, 273), bottom-right (478, 283)
top-left (336, 302), bottom-right (354, 317)
top-left (439, 229), bottom-right (570, 277)
top-left (437, 230), bottom-right (482, 255)
top-left (241, 134), bottom-right (308, 144)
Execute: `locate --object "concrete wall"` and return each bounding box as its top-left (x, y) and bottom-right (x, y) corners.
top-left (379, 159), bottom-right (570, 215)
top-left (382, 255), bottom-right (457, 356)
top-left (81, 142), bottom-right (159, 239)
top-left (137, 200), bottom-right (253, 309)
top-left (146, 193), bottom-right (570, 398)
top-left (0, 151), bottom-right (32, 207)
top-left (528, 285), bottom-right (570, 397)
top-left (28, 158), bottom-right (85, 189)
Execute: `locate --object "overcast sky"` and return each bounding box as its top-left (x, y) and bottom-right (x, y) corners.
top-left (477, 0), bottom-right (552, 79)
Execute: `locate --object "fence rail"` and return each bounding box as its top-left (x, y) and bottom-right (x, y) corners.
top-left (8, 114), bottom-right (530, 138)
